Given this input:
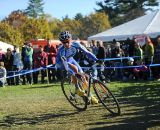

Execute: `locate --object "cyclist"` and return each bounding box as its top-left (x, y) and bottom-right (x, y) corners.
top-left (56, 31), bottom-right (99, 104)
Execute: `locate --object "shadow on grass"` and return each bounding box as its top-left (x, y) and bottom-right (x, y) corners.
top-left (23, 84), bottom-right (60, 89)
top-left (88, 81), bottom-right (160, 130)
top-left (0, 110), bottom-right (79, 127)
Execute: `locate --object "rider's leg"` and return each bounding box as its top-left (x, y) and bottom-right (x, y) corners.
top-left (66, 59), bottom-right (98, 104)
top-left (68, 63), bottom-right (98, 104)
top-left (66, 62), bottom-right (85, 96)
top-left (68, 58), bottom-right (88, 90)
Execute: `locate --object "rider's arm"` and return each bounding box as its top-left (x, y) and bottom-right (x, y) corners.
top-left (55, 47), bottom-right (63, 68)
top-left (73, 42), bottom-right (98, 61)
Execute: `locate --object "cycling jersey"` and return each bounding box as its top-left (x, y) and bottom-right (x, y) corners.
top-left (56, 41), bottom-right (98, 74)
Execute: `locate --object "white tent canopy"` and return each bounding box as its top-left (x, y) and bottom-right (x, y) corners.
top-left (0, 41), bottom-right (14, 52)
top-left (88, 10), bottom-right (160, 42)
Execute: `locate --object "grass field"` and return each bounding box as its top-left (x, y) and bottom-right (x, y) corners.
top-left (0, 81), bottom-right (159, 130)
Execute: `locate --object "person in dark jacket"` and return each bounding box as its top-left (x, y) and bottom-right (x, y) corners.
top-left (96, 40), bottom-right (106, 59)
top-left (4, 48), bottom-right (14, 85)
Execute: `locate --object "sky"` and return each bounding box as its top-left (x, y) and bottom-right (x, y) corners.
top-left (0, 0), bottom-right (101, 20)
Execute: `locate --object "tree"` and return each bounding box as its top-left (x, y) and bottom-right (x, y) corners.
top-left (58, 17), bottom-right (82, 39)
top-left (21, 18), bottom-right (52, 41)
top-left (74, 13), bottom-right (84, 21)
top-left (48, 18), bottom-right (61, 39)
top-left (96, 0), bottom-right (159, 26)
top-left (51, 12), bottom-right (110, 40)
top-left (3, 10), bottom-right (27, 29)
top-left (0, 22), bottom-right (24, 46)
top-left (79, 12), bottom-right (111, 39)
top-left (25, 0), bottom-right (44, 18)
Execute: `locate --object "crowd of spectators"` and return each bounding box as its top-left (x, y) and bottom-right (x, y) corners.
top-left (88, 35), bottom-right (160, 82)
top-left (0, 35), bottom-right (160, 87)
top-left (0, 40), bottom-right (58, 86)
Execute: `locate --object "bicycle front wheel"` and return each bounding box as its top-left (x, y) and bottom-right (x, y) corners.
top-left (61, 74), bottom-right (88, 111)
top-left (93, 80), bottom-right (121, 115)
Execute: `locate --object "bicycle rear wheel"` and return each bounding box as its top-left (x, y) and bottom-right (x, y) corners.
top-left (61, 73), bottom-right (88, 111)
top-left (92, 79), bottom-right (121, 115)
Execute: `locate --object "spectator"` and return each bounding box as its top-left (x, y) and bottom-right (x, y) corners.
top-left (0, 62), bottom-right (6, 87)
top-left (104, 45), bottom-right (112, 82)
top-left (105, 45), bottom-right (112, 58)
top-left (154, 36), bottom-right (160, 63)
top-left (44, 40), bottom-right (57, 83)
top-left (96, 41), bottom-right (110, 82)
top-left (21, 42), bottom-right (27, 84)
top-left (122, 58), bottom-right (135, 81)
top-left (79, 43), bottom-right (93, 69)
top-left (127, 38), bottom-right (135, 57)
top-left (73, 41), bottom-right (84, 62)
top-left (144, 36), bottom-right (154, 65)
top-left (133, 61), bottom-right (148, 80)
top-left (4, 48), bottom-right (14, 85)
top-left (22, 42), bottom-right (33, 85)
top-left (144, 36), bottom-right (154, 79)
top-left (33, 46), bottom-right (48, 84)
top-left (96, 40), bottom-right (106, 59)
top-left (21, 42), bottom-right (27, 64)
top-left (96, 60), bottom-right (106, 83)
top-left (0, 48), bottom-right (5, 63)
top-left (12, 46), bottom-right (23, 85)
top-left (153, 35), bottom-right (160, 79)
top-left (91, 40), bottom-right (98, 56)
top-left (111, 42), bottom-right (124, 80)
top-left (134, 42), bottom-right (143, 65)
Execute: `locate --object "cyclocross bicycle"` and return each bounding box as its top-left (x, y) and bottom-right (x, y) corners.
top-left (61, 63), bottom-right (121, 115)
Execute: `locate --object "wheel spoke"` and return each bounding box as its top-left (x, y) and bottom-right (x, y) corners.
top-left (93, 80), bottom-right (121, 115)
top-left (61, 74), bottom-right (87, 111)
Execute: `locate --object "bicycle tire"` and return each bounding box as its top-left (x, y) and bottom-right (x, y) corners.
top-left (61, 73), bottom-right (88, 111)
top-left (92, 79), bottom-right (121, 115)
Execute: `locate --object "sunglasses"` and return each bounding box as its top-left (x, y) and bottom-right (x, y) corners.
top-left (62, 40), bottom-right (70, 44)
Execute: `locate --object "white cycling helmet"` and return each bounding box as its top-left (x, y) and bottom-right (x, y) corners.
top-left (59, 31), bottom-right (72, 42)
